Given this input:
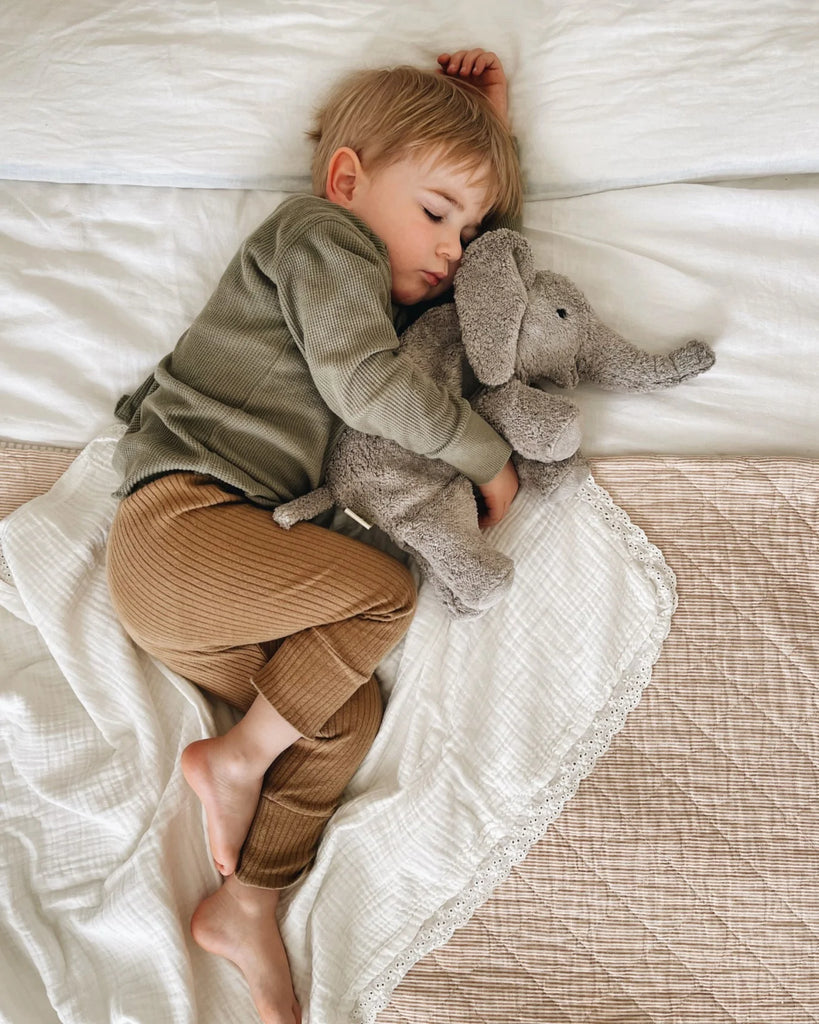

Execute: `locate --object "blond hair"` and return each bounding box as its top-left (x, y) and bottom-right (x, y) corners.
top-left (309, 65), bottom-right (522, 227)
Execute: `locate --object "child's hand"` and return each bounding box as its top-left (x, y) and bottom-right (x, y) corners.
top-left (437, 49), bottom-right (509, 126)
top-left (477, 457), bottom-right (519, 529)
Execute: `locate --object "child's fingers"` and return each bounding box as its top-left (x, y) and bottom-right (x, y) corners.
top-left (439, 49), bottom-right (477, 76)
top-left (469, 50), bottom-right (496, 75)
top-left (457, 48), bottom-right (484, 76)
top-left (439, 49), bottom-right (465, 74)
top-left (438, 49), bottom-right (502, 80)
top-left (437, 51), bottom-right (464, 72)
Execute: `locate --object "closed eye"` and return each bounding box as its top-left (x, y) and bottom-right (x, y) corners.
top-left (424, 206), bottom-right (480, 245)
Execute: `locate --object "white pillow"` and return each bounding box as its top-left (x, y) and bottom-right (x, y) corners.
top-left (2, 0), bottom-right (817, 196)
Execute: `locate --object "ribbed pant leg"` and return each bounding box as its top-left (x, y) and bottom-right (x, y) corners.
top-left (106, 472), bottom-right (416, 730)
top-left (106, 471), bottom-right (416, 887)
top-left (237, 675), bottom-right (383, 887)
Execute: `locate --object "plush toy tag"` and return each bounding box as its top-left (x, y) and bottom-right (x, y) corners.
top-left (343, 507), bottom-right (373, 530)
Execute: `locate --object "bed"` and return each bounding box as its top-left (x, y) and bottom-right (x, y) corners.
top-left (2, 3), bottom-right (817, 1023)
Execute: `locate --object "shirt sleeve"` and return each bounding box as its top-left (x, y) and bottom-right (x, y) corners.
top-left (268, 213), bottom-right (511, 485)
top-left (114, 370), bottom-right (158, 425)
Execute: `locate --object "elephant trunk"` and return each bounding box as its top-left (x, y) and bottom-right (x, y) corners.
top-left (578, 320), bottom-right (715, 393)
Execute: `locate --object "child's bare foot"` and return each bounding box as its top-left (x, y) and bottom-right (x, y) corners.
top-left (182, 695), bottom-right (303, 875)
top-left (181, 736), bottom-right (264, 875)
top-left (191, 875), bottom-right (301, 1024)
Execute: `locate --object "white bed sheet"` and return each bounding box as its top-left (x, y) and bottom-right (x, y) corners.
top-left (2, 176), bottom-right (818, 456)
top-left (2, 0), bottom-right (818, 197)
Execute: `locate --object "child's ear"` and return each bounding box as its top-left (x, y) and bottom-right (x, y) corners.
top-left (325, 147), bottom-right (365, 207)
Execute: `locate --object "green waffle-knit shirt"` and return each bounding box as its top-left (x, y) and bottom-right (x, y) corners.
top-left (113, 194), bottom-right (511, 508)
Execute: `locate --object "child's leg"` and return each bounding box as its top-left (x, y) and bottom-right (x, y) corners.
top-left (106, 472), bottom-right (415, 731)
top-left (107, 472), bottom-right (413, 1023)
top-left (178, 671), bottom-right (382, 881)
top-left (185, 679), bottom-right (382, 1023)
top-left (180, 694), bottom-right (302, 875)
top-left (185, 682), bottom-right (381, 1024)
top-left (237, 675), bottom-right (383, 886)
top-left (107, 471), bottom-right (413, 874)
top-left (107, 472), bottom-right (412, 868)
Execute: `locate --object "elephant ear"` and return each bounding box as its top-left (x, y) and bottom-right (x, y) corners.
top-left (454, 229), bottom-right (536, 385)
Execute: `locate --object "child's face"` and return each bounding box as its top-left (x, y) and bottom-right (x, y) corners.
top-left (348, 150), bottom-right (492, 305)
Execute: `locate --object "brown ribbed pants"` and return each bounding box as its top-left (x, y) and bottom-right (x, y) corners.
top-left (106, 471), bottom-right (416, 888)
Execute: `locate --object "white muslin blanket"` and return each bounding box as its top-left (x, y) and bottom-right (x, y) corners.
top-left (0, 429), bottom-right (675, 1024)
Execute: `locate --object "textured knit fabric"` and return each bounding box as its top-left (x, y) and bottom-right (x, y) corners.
top-left (105, 470), bottom-right (416, 887)
top-left (112, 194), bottom-right (511, 507)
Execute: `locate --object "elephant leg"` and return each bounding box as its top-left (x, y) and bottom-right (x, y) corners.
top-left (473, 382), bottom-right (581, 462)
top-left (391, 476), bottom-right (514, 612)
top-left (514, 452), bottom-right (589, 500)
top-left (407, 549), bottom-right (494, 619)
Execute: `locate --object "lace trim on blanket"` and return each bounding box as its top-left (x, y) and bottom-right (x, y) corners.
top-left (353, 475), bottom-right (677, 1024)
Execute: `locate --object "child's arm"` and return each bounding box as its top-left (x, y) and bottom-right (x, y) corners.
top-left (272, 211), bottom-right (512, 489)
top-left (437, 49), bottom-right (509, 126)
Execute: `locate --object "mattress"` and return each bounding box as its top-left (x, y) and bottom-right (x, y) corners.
top-left (2, 2), bottom-right (818, 1022)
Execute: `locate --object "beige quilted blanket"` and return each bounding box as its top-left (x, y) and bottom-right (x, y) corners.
top-left (378, 457), bottom-right (819, 1024)
top-left (1, 448), bottom-right (816, 1023)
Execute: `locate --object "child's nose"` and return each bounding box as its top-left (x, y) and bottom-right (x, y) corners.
top-left (436, 232), bottom-right (462, 263)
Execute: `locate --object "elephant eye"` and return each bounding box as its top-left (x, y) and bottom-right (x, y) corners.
top-left (556, 308), bottom-right (568, 319)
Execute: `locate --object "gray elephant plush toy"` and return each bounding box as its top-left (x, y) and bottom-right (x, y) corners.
top-left (274, 229), bottom-right (715, 617)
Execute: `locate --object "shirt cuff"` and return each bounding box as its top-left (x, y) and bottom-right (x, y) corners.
top-left (436, 408), bottom-right (512, 485)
